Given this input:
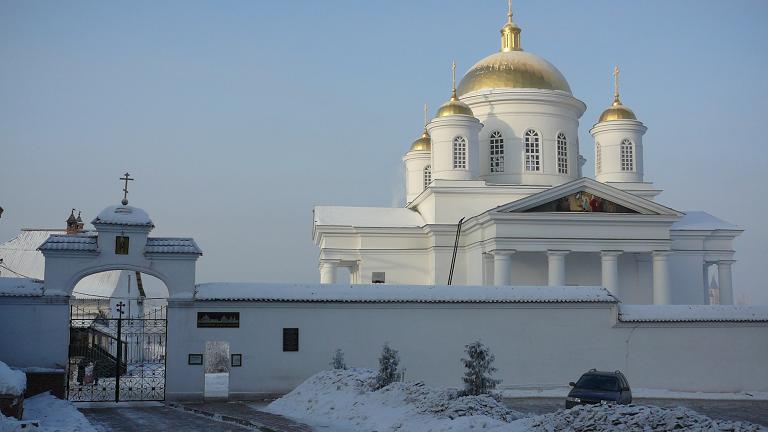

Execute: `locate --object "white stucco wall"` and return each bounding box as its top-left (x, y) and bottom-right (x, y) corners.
top-left (165, 299), bottom-right (768, 400)
top-left (0, 296), bottom-right (69, 369)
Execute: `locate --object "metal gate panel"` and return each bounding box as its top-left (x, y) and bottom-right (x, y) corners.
top-left (66, 303), bottom-right (167, 402)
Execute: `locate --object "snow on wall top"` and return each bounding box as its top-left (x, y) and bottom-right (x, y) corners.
top-left (0, 360), bottom-right (26, 396)
top-left (672, 211), bottom-right (740, 231)
top-left (619, 305), bottom-right (768, 322)
top-left (145, 238), bottom-right (202, 255)
top-left (92, 204), bottom-right (153, 227)
top-left (195, 283), bottom-right (616, 303)
top-left (38, 233), bottom-right (97, 252)
top-left (0, 229), bottom-right (63, 279)
top-left (314, 206), bottom-right (425, 228)
top-left (0, 277), bottom-right (43, 297)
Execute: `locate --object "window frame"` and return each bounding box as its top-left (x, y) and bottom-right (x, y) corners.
top-left (595, 142), bottom-right (602, 174)
top-left (556, 131), bottom-right (568, 174)
top-left (423, 165), bottom-right (432, 188)
top-left (489, 130), bottom-right (504, 173)
top-left (452, 136), bottom-right (468, 169)
top-left (523, 129), bottom-right (541, 172)
top-left (620, 138), bottom-right (635, 172)
top-left (282, 328), bottom-right (299, 352)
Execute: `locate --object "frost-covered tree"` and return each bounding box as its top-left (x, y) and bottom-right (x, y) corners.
top-left (460, 341), bottom-right (501, 396)
top-left (330, 348), bottom-right (347, 370)
top-left (374, 343), bottom-right (400, 390)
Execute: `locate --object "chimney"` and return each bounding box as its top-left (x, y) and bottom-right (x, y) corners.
top-left (66, 209), bottom-right (78, 234)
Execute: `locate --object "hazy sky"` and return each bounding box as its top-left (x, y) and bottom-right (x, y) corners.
top-left (1, 1), bottom-right (767, 304)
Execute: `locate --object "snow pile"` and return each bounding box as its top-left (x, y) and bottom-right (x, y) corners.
top-left (266, 369), bottom-right (523, 432)
top-left (0, 361), bottom-right (25, 396)
top-left (526, 404), bottom-right (764, 432)
top-left (4, 392), bottom-right (96, 432)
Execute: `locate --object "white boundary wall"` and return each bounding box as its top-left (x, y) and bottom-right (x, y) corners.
top-left (0, 296), bottom-right (69, 369)
top-left (165, 299), bottom-right (768, 400)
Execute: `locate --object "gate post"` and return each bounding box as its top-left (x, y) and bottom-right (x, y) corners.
top-left (114, 302), bottom-right (125, 402)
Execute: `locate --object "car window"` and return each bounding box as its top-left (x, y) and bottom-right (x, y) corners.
top-left (575, 374), bottom-right (620, 391)
top-left (619, 375), bottom-right (629, 390)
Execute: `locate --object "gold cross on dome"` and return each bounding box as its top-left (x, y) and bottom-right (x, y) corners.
top-left (613, 65), bottom-right (620, 100)
top-left (120, 172), bottom-right (134, 205)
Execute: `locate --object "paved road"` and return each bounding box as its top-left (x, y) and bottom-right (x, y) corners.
top-left (503, 397), bottom-right (768, 427)
top-left (82, 405), bottom-right (251, 431)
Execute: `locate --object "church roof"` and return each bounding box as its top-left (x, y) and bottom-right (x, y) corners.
top-left (314, 206), bottom-right (425, 228)
top-left (145, 238), bottom-right (202, 254)
top-left (38, 233), bottom-right (98, 252)
top-left (92, 204), bottom-right (153, 227)
top-left (0, 229), bottom-right (63, 279)
top-left (195, 283), bottom-right (615, 303)
top-left (671, 211), bottom-right (741, 231)
top-left (0, 277), bottom-right (44, 297)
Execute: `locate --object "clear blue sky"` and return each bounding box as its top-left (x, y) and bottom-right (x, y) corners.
top-left (1, 1), bottom-right (767, 303)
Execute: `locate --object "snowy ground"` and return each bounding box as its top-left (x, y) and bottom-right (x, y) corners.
top-left (1, 392), bottom-right (96, 432)
top-left (265, 369), bottom-right (767, 432)
top-left (501, 386), bottom-right (768, 401)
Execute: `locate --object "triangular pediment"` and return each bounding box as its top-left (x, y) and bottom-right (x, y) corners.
top-left (491, 178), bottom-right (682, 216)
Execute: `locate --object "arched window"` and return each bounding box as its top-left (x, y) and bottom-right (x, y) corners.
top-left (423, 165), bottom-right (432, 188)
top-left (489, 131), bottom-right (504, 173)
top-left (453, 136), bottom-right (467, 169)
top-left (620, 138), bottom-right (634, 171)
top-left (595, 142), bottom-right (602, 174)
top-left (556, 132), bottom-right (568, 174)
top-left (524, 129), bottom-right (541, 172)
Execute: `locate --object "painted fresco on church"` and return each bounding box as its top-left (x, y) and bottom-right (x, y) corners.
top-left (525, 192), bottom-right (638, 213)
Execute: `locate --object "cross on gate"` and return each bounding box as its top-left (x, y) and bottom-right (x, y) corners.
top-left (120, 173), bottom-right (134, 205)
top-left (115, 301), bottom-right (126, 317)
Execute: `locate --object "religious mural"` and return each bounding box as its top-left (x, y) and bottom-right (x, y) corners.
top-left (525, 191), bottom-right (638, 213)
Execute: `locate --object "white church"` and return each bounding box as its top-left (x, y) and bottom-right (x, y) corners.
top-left (312, 5), bottom-right (742, 305)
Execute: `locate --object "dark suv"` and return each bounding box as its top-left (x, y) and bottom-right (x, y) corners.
top-left (565, 369), bottom-right (632, 409)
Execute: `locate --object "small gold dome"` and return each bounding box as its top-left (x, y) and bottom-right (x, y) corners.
top-left (409, 129), bottom-right (431, 152)
top-left (458, 51), bottom-right (571, 96)
top-left (436, 90), bottom-right (474, 118)
top-left (598, 101), bottom-right (637, 122)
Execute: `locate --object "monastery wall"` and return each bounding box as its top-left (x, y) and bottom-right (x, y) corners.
top-left (164, 298), bottom-right (768, 400)
top-left (0, 295), bottom-right (69, 369)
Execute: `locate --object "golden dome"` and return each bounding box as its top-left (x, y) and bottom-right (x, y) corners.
top-left (598, 102), bottom-right (637, 122)
top-left (457, 51), bottom-right (571, 96)
top-left (436, 90), bottom-right (474, 117)
top-left (409, 129), bottom-right (431, 152)
top-left (597, 66), bottom-right (637, 123)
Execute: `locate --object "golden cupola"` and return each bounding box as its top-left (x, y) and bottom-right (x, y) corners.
top-left (597, 66), bottom-right (637, 122)
top-left (457, 1), bottom-right (571, 96)
top-left (409, 104), bottom-right (432, 152)
top-left (436, 62), bottom-right (474, 118)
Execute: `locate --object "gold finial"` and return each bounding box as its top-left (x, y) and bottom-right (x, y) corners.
top-left (501, 0), bottom-right (522, 52)
top-left (613, 65), bottom-right (622, 106)
top-left (451, 61), bottom-right (457, 98)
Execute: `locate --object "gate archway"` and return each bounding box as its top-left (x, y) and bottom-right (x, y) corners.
top-left (38, 200), bottom-right (202, 402)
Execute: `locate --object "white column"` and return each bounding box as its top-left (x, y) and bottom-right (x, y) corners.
top-left (600, 251), bottom-right (622, 296)
top-left (652, 251), bottom-right (672, 305)
top-left (319, 261), bottom-right (337, 284)
top-left (717, 260), bottom-right (735, 305)
top-left (547, 250), bottom-right (569, 286)
top-left (493, 251), bottom-right (515, 286)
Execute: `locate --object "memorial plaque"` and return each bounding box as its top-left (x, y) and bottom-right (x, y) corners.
top-left (197, 312), bottom-right (240, 328)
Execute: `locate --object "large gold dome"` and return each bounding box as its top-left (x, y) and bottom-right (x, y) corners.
top-left (457, 50), bottom-right (572, 97)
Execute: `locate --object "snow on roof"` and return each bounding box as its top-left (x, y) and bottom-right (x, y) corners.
top-left (38, 233), bottom-right (97, 252)
top-left (619, 305), bottom-right (768, 322)
top-left (0, 229), bottom-right (63, 279)
top-left (195, 283), bottom-right (616, 303)
top-left (145, 238), bottom-right (202, 254)
top-left (92, 204), bottom-right (153, 227)
top-left (672, 211), bottom-right (740, 231)
top-left (314, 206), bottom-right (425, 228)
top-left (0, 277), bottom-right (43, 297)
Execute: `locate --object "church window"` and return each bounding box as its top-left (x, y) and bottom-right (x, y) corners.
top-left (423, 165), bottom-right (432, 188)
top-left (524, 129), bottom-right (541, 172)
top-left (453, 136), bottom-right (467, 169)
top-left (115, 236), bottom-right (129, 255)
top-left (596, 142), bottom-right (602, 174)
top-left (621, 138), bottom-right (634, 171)
top-left (489, 131), bottom-right (504, 173)
top-left (283, 328), bottom-right (299, 352)
top-left (557, 132), bottom-right (568, 174)
top-left (372, 272), bottom-right (386, 284)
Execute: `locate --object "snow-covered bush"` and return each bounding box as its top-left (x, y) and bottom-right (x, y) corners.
top-left (330, 348), bottom-right (346, 370)
top-left (373, 343), bottom-right (400, 390)
top-left (460, 340), bottom-right (501, 396)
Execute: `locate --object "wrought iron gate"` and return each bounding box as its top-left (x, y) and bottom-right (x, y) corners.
top-left (67, 302), bottom-right (167, 402)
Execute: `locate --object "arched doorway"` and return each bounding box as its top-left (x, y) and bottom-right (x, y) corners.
top-left (66, 270), bottom-right (170, 402)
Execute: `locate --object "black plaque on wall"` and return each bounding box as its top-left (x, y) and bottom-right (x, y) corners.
top-left (197, 312), bottom-right (240, 328)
